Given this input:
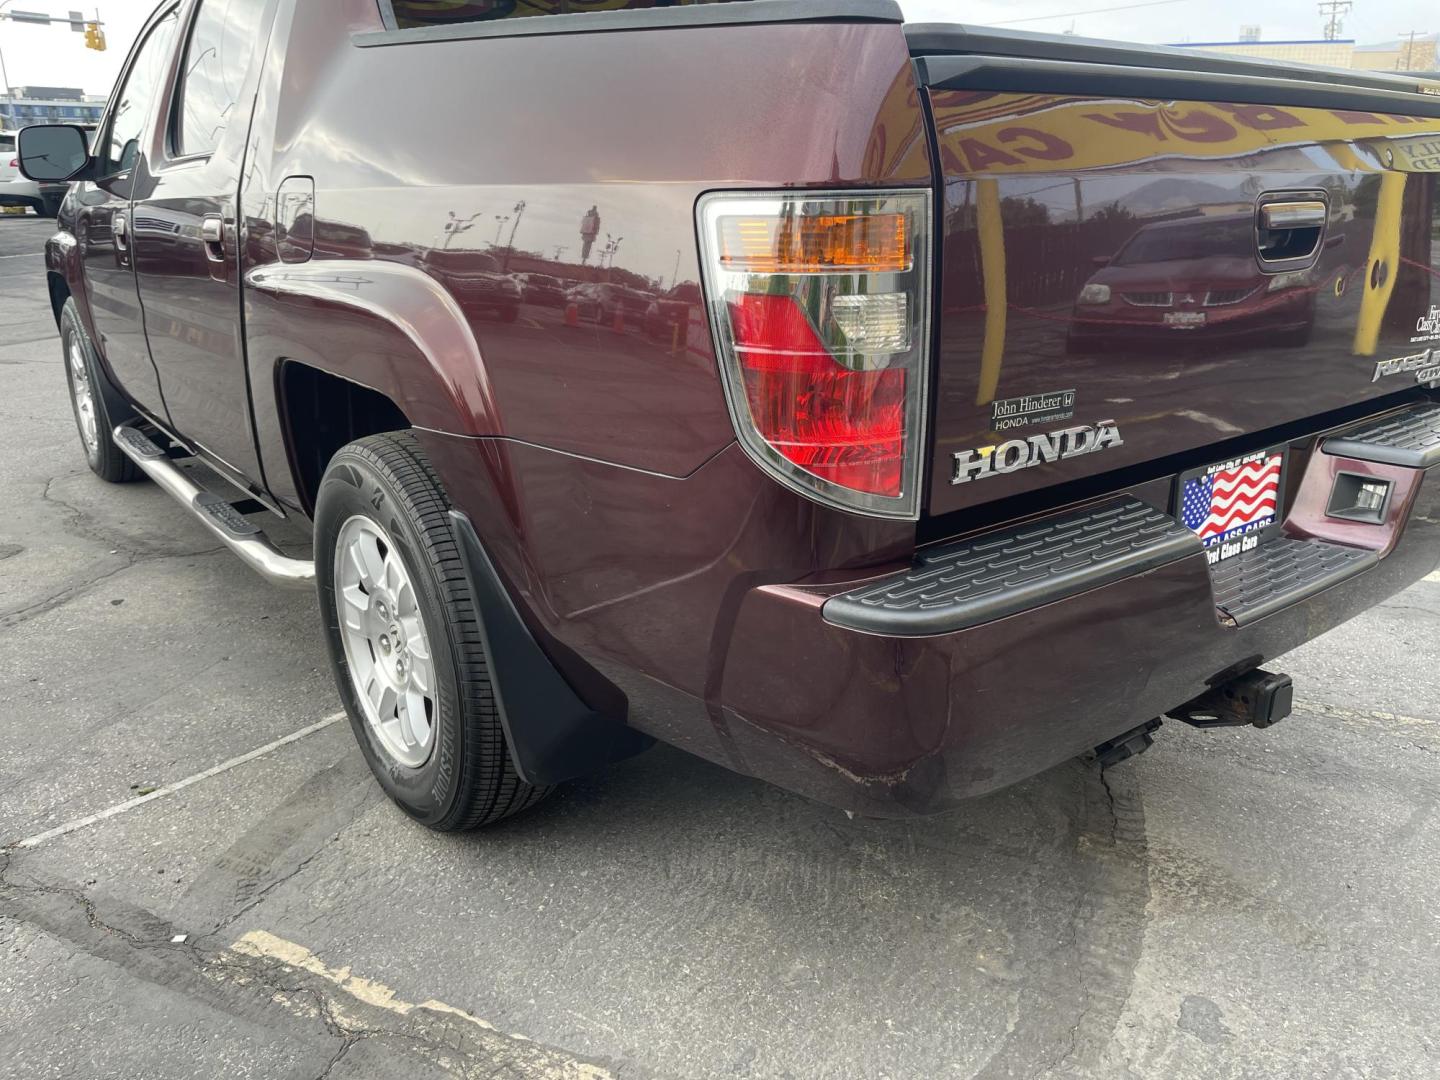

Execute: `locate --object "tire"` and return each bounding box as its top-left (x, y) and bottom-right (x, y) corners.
top-left (315, 431), bottom-right (551, 830)
top-left (59, 299), bottom-right (140, 483)
top-left (37, 194), bottom-right (62, 218)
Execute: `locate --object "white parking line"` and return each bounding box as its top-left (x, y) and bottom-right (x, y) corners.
top-left (1426, 570), bottom-right (1440, 583)
top-left (0, 252), bottom-right (43, 260)
top-left (7, 711), bottom-right (346, 850)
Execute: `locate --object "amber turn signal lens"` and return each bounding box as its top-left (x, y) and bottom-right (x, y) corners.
top-left (717, 212), bottom-right (908, 273)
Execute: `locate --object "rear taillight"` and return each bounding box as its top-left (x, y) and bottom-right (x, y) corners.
top-left (697, 191), bottom-right (931, 519)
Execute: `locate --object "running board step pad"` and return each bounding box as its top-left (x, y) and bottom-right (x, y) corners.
top-left (112, 423), bottom-right (314, 590)
top-left (822, 497), bottom-right (1202, 636)
top-left (114, 423), bottom-right (167, 460)
top-left (194, 492), bottom-right (262, 537)
top-left (1211, 536), bottom-right (1376, 627)
top-left (1323, 403), bottom-right (1440, 469)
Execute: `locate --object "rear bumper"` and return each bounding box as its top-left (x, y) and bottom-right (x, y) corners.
top-left (421, 406), bottom-right (1440, 818)
top-left (714, 425), bottom-right (1440, 816)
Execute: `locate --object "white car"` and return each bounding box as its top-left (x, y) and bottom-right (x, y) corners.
top-left (0, 131), bottom-right (64, 217)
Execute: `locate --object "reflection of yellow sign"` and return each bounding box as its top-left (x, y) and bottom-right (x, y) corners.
top-left (931, 92), bottom-right (1440, 175)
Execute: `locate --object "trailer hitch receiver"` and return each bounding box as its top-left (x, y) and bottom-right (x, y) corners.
top-left (1167, 669), bottom-right (1293, 729)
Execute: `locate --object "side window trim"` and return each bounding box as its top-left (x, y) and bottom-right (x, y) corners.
top-left (93, 2), bottom-right (182, 181)
top-left (165, 0), bottom-right (275, 165)
top-left (163, 0), bottom-right (218, 166)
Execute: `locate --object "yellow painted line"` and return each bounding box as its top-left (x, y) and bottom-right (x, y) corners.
top-left (1296, 699), bottom-right (1438, 729)
top-left (230, 931), bottom-right (616, 1079)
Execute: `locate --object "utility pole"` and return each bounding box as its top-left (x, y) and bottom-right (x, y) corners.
top-left (1318, 0), bottom-right (1352, 41)
top-left (1396, 29), bottom-right (1429, 70)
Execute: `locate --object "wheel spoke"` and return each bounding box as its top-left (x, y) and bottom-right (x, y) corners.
top-left (400, 614), bottom-right (429, 661)
top-left (408, 654), bottom-right (433, 695)
top-left (349, 534), bottom-right (383, 590)
top-left (339, 583), bottom-right (370, 633)
top-left (401, 690), bottom-right (431, 749)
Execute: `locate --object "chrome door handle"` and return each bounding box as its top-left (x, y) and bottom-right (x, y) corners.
top-left (113, 213), bottom-right (128, 250)
top-left (201, 214), bottom-right (225, 263)
top-left (1260, 201), bottom-right (1327, 230)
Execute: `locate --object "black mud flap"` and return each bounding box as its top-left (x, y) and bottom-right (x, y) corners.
top-left (448, 510), bottom-right (653, 786)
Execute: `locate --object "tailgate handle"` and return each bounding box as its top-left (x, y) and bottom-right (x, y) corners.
top-left (1261, 201), bottom-right (1327, 230)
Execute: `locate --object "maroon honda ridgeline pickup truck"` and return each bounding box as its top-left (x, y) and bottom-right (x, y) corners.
top-left (18, 0), bottom-right (1440, 828)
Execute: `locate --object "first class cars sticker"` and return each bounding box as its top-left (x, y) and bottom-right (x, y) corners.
top-left (951, 420), bottom-right (1123, 484)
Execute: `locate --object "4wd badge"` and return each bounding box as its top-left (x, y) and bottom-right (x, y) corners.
top-left (951, 420), bottom-right (1124, 484)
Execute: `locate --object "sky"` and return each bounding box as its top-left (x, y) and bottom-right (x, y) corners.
top-left (0, 0), bottom-right (1434, 98)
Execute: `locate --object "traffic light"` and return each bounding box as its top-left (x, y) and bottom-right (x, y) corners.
top-left (83, 21), bottom-right (105, 51)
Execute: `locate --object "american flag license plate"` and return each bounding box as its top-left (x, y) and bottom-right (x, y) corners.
top-left (1176, 447), bottom-right (1286, 563)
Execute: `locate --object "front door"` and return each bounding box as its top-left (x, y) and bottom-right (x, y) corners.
top-left (76, 4), bottom-right (180, 422)
top-left (130, 0), bottom-right (276, 490)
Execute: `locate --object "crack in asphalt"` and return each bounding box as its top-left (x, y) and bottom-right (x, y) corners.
top-left (0, 474), bottom-right (226, 630)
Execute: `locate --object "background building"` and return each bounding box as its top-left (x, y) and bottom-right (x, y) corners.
top-left (1168, 39), bottom-right (1357, 66)
top-left (0, 86), bottom-right (104, 131)
top-left (1352, 34), bottom-right (1440, 72)
top-left (1169, 34), bottom-right (1439, 73)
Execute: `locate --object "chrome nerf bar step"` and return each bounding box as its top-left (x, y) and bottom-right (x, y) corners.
top-left (1323, 402), bottom-right (1440, 469)
top-left (113, 423), bottom-right (315, 590)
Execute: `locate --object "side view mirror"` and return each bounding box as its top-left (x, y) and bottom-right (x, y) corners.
top-left (1091, 254), bottom-right (1112, 267)
top-left (17, 125), bottom-right (92, 183)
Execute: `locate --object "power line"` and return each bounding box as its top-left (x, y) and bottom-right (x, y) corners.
top-left (1318, 0), bottom-right (1352, 41)
top-left (1397, 28), bottom-right (1431, 70)
top-left (992, 0), bottom-right (1185, 27)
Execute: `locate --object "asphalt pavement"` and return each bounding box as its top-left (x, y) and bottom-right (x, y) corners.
top-left (3, 213), bottom-right (1439, 1079)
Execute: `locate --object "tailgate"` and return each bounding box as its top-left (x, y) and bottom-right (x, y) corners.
top-left (910, 30), bottom-right (1440, 518)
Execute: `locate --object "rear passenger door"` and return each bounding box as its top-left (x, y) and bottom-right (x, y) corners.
top-left (130, 0), bottom-right (275, 493)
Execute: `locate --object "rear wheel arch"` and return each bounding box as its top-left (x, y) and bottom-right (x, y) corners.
top-left (276, 360), bottom-right (411, 518)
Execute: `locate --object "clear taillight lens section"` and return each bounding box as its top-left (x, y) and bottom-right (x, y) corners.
top-left (697, 191), bottom-right (931, 519)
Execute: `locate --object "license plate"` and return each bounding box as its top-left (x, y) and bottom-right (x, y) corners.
top-left (1164, 311), bottom-right (1206, 329)
top-left (1174, 446), bottom-right (1288, 564)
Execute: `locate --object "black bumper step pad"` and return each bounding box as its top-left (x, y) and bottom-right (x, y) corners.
top-left (1323, 403), bottom-right (1440, 469)
top-left (1210, 536), bottom-right (1376, 627)
top-left (822, 497), bottom-right (1202, 636)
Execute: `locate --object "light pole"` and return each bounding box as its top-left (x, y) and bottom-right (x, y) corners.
top-left (501, 199), bottom-right (525, 270)
top-left (492, 213), bottom-right (510, 248)
top-left (440, 209), bottom-right (482, 250)
top-left (0, 1), bottom-right (17, 126)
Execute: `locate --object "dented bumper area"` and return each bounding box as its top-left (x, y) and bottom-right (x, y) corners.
top-left (713, 412), bottom-right (1440, 817)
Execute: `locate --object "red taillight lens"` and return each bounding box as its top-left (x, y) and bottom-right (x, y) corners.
top-left (729, 293), bottom-right (905, 496)
top-left (698, 192), bottom-right (931, 518)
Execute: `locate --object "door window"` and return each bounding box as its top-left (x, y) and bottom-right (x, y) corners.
top-left (173, 0), bottom-right (270, 158)
top-left (101, 10), bottom-right (179, 175)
